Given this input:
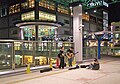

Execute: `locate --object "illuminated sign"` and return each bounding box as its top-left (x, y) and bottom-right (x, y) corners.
top-left (87, 1), bottom-right (108, 8)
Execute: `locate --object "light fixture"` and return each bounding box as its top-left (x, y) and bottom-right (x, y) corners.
top-left (79, 13), bottom-right (82, 16)
top-left (79, 4), bottom-right (82, 7)
top-left (94, 10), bottom-right (97, 13)
top-left (71, 13), bottom-right (73, 16)
top-left (85, 12), bottom-right (88, 14)
top-left (70, 6), bottom-right (72, 9)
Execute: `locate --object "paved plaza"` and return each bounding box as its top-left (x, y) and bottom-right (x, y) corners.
top-left (0, 56), bottom-right (120, 84)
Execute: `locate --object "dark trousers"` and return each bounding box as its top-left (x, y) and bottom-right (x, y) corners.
top-left (59, 57), bottom-right (64, 69)
top-left (68, 58), bottom-right (73, 67)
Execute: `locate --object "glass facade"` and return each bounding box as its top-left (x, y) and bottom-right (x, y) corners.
top-left (103, 11), bottom-right (108, 31)
top-left (58, 4), bottom-right (69, 14)
top-left (21, 0), bottom-right (35, 10)
top-left (23, 25), bottom-right (36, 40)
top-left (21, 11), bottom-right (35, 21)
top-left (82, 14), bottom-right (89, 21)
top-left (38, 25), bottom-right (56, 41)
top-left (39, 11), bottom-right (56, 21)
top-left (39, 0), bottom-right (55, 11)
top-left (9, 3), bottom-right (20, 14)
top-left (0, 43), bottom-right (13, 69)
top-left (0, 40), bottom-right (74, 69)
top-left (28, 0), bottom-right (35, 8)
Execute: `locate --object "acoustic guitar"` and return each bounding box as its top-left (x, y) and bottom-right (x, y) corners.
top-left (66, 52), bottom-right (79, 59)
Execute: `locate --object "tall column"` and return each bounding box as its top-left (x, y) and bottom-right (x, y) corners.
top-left (73, 6), bottom-right (83, 62)
top-left (98, 40), bottom-right (101, 59)
top-left (35, 0), bottom-right (39, 41)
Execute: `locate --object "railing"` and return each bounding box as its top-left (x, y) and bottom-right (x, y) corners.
top-left (0, 39), bottom-right (114, 70)
top-left (0, 40), bottom-right (74, 70)
top-left (83, 46), bottom-right (97, 60)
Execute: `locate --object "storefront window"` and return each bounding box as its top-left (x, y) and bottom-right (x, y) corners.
top-left (24, 55), bottom-right (33, 64)
top-left (14, 42), bottom-right (22, 50)
top-left (58, 4), bottom-right (69, 14)
top-left (39, 0), bottom-right (55, 10)
top-left (0, 43), bottom-right (12, 69)
top-left (15, 55), bottom-right (21, 65)
top-left (39, 11), bottom-right (56, 21)
top-left (23, 25), bottom-right (36, 40)
top-left (21, 11), bottom-right (35, 21)
top-left (9, 3), bottom-right (20, 14)
top-left (38, 25), bottom-right (56, 41)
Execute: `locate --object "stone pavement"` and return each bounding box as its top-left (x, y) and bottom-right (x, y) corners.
top-left (0, 56), bottom-right (120, 84)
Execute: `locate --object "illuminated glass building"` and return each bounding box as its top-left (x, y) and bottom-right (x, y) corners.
top-left (0, 0), bottom-right (72, 69)
top-left (0, 0), bottom-right (71, 41)
top-left (0, 0), bottom-right (108, 69)
top-left (0, 0), bottom-right (108, 41)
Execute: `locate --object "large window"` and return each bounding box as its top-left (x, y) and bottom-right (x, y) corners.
top-left (38, 25), bottom-right (55, 36)
top-left (28, 0), bottom-right (35, 8)
top-left (23, 25), bottom-right (36, 40)
top-left (39, 0), bottom-right (55, 10)
top-left (21, 11), bottom-right (35, 21)
top-left (58, 4), bottom-right (69, 14)
top-left (82, 14), bottom-right (89, 21)
top-left (9, 4), bottom-right (20, 14)
top-left (39, 11), bottom-right (56, 21)
top-left (21, 2), bottom-right (29, 9)
top-left (38, 25), bottom-right (56, 41)
top-left (21, 0), bottom-right (35, 9)
top-left (103, 11), bottom-right (108, 31)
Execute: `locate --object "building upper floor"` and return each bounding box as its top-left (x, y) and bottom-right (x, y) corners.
top-left (0, 0), bottom-right (70, 18)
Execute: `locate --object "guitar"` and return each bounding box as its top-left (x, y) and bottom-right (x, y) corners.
top-left (66, 52), bottom-right (79, 59)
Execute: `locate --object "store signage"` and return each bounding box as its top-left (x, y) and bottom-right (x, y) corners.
top-left (87, 1), bottom-right (108, 7)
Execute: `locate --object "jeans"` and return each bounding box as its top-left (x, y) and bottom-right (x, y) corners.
top-left (59, 57), bottom-right (64, 69)
top-left (68, 58), bottom-right (73, 67)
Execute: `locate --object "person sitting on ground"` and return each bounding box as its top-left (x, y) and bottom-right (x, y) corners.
top-left (86, 58), bottom-right (100, 70)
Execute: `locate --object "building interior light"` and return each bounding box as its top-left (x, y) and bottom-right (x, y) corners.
top-left (94, 10), bottom-right (97, 13)
top-left (70, 6), bottom-right (72, 9)
top-left (85, 12), bottom-right (88, 14)
top-left (79, 4), bottom-right (82, 7)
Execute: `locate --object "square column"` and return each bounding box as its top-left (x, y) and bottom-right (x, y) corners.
top-left (73, 6), bottom-right (83, 62)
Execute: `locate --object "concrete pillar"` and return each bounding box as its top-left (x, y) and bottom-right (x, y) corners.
top-left (73, 6), bottom-right (83, 62)
top-left (98, 40), bottom-right (101, 59)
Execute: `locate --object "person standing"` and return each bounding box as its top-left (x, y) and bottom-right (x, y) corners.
top-left (66, 47), bottom-right (74, 67)
top-left (58, 46), bottom-right (65, 69)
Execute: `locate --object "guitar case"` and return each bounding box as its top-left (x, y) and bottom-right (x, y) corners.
top-left (40, 67), bottom-right (52, 73)
top-left (68, 65), bottom-right (79, 70)
top-left (80, 65), bottom-right (89, 68)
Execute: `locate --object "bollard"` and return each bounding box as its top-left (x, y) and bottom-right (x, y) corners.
top-left (72, 57), bottom-right (76, 66)
top-left (56, 58), bottom-right (59, 68)
top-left (26, 63), bottom-right (31, 74)
top-left (66, 60), bottom-right (69, 67)
top-left (49, 60), bottom-right (53, 68)
top-left (12, 63), bottom-right (15, 70)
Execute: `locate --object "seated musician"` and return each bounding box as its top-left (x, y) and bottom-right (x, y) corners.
top-left (66, 47), bottom-right (74, 67)
top-left (86, 58), bottom-right (100, 70)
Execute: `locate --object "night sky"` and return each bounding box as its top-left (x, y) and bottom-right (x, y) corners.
top-left (109, 2), bottom-right (120, 25)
